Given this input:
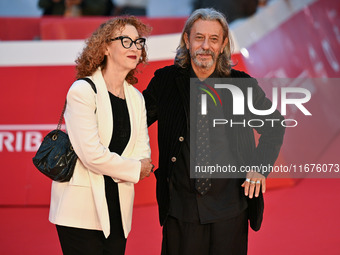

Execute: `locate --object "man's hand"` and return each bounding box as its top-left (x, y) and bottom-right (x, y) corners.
top-left (139, 158), bottom-right (153, 180)
top-left (241, 171), bottom-right (266, 199)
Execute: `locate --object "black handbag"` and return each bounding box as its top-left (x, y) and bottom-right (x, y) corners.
top-left (32, 78), bottom-right (97, 182)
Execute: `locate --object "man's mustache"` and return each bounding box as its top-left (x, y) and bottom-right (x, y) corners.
top-left (193, 49), bottom-right (215, 60)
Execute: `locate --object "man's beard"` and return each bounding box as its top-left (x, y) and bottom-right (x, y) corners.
top-left (191, 49), bottom-right (216, 69)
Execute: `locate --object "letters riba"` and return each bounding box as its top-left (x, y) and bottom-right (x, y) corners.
top-left (0, 131), bottom-right (42, 152)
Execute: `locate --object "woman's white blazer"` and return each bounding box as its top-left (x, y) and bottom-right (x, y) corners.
top-left (49, 68), bottom-right (151, 238)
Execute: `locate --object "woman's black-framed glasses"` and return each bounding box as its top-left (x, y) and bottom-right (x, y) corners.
top-left (110, 36), bottom-right (146, 50)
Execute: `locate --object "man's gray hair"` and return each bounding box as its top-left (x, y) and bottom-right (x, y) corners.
top-left (175, 8), bottom-right (234, 76)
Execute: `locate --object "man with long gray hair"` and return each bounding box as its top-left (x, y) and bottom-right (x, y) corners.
top-left (143, 8), bottom-right (285, 254)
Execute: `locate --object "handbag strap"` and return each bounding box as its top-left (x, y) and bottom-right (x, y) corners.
top-left (57, 78), bottom-right (97, 130)
top-left (79, 77), bottom-right (97, 93)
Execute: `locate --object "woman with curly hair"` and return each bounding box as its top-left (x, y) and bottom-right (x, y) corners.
top-left (49, 16), bottom-right (153, 255)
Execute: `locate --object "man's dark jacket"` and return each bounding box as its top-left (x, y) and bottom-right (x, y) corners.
top-left (143, 65), bottom-right (285, 229)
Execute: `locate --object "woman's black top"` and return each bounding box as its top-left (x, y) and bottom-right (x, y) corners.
top-left (104, 91), bottom-right (131, 239)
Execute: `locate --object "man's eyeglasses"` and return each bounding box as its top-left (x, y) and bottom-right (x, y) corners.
top-left (110, 36), bottom-right (146, 50)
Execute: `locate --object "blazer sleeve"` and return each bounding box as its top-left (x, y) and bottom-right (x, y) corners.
top-left (64, 81), bottom-right (141, 184)
top-left (247, 77), bottom-right (286, 176)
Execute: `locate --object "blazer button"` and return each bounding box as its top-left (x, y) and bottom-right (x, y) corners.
top-left (171, 157), bottom-right (177, 162)
top-left (179, 136), bottom-right (184, 142)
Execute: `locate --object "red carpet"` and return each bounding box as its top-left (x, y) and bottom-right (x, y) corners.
top-left (1, 178), bottom-right (339, 255)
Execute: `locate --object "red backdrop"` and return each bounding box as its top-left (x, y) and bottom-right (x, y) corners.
top-left (1, 0), bottom-right (339, 206)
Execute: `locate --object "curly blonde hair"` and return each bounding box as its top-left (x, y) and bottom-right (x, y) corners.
top-left (175, 8), bottom-right (234, 76)
top-left (75, 16), bottom-right (152, 84)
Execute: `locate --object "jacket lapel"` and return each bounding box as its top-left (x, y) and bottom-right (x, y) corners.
top-left (92, 69), bottom-right (113, 147)
top-left (122, 80), bottom-right (137, 157)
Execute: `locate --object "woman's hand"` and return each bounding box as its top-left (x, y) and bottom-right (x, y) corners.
top-left (139, 158), bottom-right (153, 180)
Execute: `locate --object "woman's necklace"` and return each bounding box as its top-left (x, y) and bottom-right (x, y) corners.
top-left (111, 89), bottom-right (123, 98)
top-left (104, 78), bottom-right (125, 99)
